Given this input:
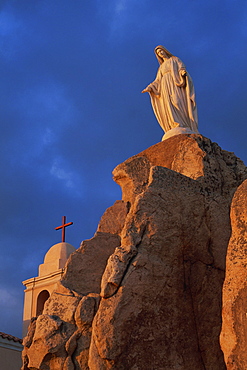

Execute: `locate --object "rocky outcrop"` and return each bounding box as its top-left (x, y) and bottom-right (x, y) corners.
top-left (22, 134), bottom-right (247, 369)
top-left (220, 179), bottom-right (247, 369)
top-left (22, 199), bottom-right (128, 370)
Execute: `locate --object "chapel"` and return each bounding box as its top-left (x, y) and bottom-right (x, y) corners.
top-left (22, 217), bottom-right (75, 336)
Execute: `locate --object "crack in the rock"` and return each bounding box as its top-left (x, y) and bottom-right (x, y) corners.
top-left (104, 224), bottom-right (147, 299)
top-left (186, 260), bottom-right (207, 370)
top-left (54, 292), bottom-right (76, 297)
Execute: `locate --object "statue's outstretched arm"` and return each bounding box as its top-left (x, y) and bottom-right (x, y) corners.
top-left (141, 84), bottom-right (160, 96)
top-left (142, 68), bottom-right (161, 96)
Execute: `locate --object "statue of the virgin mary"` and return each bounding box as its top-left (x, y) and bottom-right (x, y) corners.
top-left (142, 45), bottom-right (199, 140)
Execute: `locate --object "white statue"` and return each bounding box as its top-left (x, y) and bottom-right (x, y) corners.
top-left (142, 45), bottom-right (199, 140)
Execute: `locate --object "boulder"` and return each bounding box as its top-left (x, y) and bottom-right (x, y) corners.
top-left (220, 179), bottom-right (247, 369)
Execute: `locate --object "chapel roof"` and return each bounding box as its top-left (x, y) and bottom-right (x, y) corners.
top-left (0, 331), bottom-right (22, 343)
top-left (43, 242), bottom-right (76, 264)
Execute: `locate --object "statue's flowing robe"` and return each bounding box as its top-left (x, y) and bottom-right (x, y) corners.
top-left (148, 56), bottom-right (198, 133)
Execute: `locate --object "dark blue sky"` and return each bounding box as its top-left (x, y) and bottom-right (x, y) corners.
top-left (0, 0), bottom-right (246, 338)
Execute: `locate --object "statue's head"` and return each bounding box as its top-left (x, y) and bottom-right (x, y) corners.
top-left (155, 45), bottom-right (173, 64)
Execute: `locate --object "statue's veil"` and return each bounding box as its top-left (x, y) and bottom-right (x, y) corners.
top-left (154, 45), bottom-right (173, 64)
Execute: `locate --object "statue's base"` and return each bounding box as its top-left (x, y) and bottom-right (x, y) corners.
top-left (162, 127), bottom-right (199, 141)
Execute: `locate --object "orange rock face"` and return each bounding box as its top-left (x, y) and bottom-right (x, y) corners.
top-left (220, 179), bottom-right (247, 369)
top-left (22, 134), bottom-right (247, 369)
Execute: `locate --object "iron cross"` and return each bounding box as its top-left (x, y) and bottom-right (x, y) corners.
top-left (55, 216), bottom-right (73, 242)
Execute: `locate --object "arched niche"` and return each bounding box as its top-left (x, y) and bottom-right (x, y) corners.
top-left (36, 290), bottom-right (50, 316)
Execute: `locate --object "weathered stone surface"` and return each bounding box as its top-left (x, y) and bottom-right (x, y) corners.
top-left (91, 166), bottom-right (226, 369)
top-left (220, 179), bottom-right (247, 369)
top-left (22, 289), bottom-right (101, 369)
top-left (70, 294), bottom-right (100, 370)
top-left (114, 134), bottom-right (246, 203)
top-left (61, 200), bottom-right (129, 295)
top-left (22, 134), bottom-right (247, 369)
top-left (89, 135), bottom-right (246, 369)
top-left (43, 284), bottom-right (81, 323)
top-left (23, 314), bottom-right (67, 369)
top-left (96, 200), bottom-right (129, 235)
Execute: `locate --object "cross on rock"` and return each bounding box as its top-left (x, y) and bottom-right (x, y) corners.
top-left (55, 216), bottom-right (73, 242)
